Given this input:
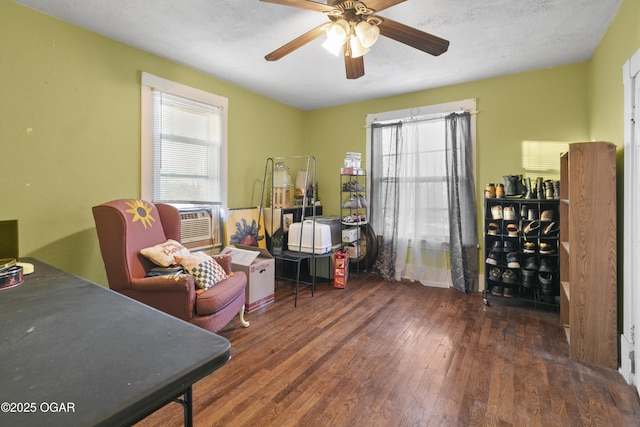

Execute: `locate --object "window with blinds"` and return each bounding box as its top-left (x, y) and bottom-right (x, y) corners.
top-left (152, 91), bottom-right (221, 203)
top-left (521, 140), bottom-right (569, 180)
top-left (141, 72), bottom-right (228, 206)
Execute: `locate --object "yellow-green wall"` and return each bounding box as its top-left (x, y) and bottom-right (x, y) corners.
top-left (589, 0), bottom-right (640, 144)
top-left (2, 0), bottom-right (638, 288)
top-left (588, 0), bottom-right (640, 310)
top-left (0, 0), bottom-right (304, 284)
top-left (306, 63), bottom-right (591, 216)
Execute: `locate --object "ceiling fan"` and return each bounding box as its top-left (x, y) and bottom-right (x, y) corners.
top-left (261, 0), bottom-right (450, 79)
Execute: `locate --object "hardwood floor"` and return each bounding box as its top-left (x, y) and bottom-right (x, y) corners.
top-left (137, 274), bottom-right (640, 426)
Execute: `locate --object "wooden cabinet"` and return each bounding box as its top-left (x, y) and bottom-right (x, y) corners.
top-left (560, 141), bottom-right (617, 369)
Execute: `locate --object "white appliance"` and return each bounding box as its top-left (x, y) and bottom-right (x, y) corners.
top-left (179, 209), bottom-right (212, 243)
top-left (287, 220), bottom-right (333, 254)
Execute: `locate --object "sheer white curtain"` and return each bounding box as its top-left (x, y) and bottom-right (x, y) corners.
top-left (370, 118), bottom-right (452, 288)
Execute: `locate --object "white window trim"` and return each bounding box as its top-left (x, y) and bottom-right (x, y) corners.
top-left (140, 72), bottom-right (228, 208)
top-left (622, 48), bottom-right (640, 390)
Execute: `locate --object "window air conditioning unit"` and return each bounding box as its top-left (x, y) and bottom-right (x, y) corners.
top-left (180, 209), bottom-right (213, 243)
top-left (179, 207), bottom-right (223, 254)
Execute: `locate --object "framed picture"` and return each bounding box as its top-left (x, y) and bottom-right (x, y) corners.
top-left (224, 207), bottom-right (266, 248)
top-left (283, 213), bottom-right (294, 232)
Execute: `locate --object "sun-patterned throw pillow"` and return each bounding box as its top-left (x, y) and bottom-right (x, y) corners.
top-left (176, 252), bottom-right (228, 290)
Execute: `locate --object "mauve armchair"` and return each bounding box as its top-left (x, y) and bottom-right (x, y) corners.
top-left (92, 199), bottom-right (249, 333)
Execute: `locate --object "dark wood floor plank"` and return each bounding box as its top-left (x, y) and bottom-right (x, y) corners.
top-left (135, 275), bottom-right (640, 427)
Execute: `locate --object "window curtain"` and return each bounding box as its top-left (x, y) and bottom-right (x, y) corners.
top-left (370, 119), bottom-right (451, 288)
top-left (370, 112), bottom-right (478, 292)
top-left (370, 123), bottom-right (400, 283)
top-left (445, 112), bottom-right (478, 292)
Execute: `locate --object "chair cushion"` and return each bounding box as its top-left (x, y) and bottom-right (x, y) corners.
top-left (177, 252), bottom-right (228, 290)
top-left (212, 254), bottom-right (231, 275)
top-left (195, 272), bottom-right (246, 316)
top-left (140, 239), bottom-right (191, 267)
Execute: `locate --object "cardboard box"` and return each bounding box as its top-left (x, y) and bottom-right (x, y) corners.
top-left (220, 245), bottom-right (275, 313)
top-left (347, 242), bottom-right (360, 259)
top-left (341, 227), bottom-right (360, 243)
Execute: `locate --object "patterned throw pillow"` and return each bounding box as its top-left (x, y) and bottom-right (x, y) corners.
top-left (140, 239), bottom-right (191, 267)
top-left (177, 252), bottom-right (228, 290)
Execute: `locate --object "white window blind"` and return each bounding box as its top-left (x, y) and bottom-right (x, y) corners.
top-left (520, 140), bottom-right (569, 180)
top-left (152, 91), bottom-right (221, 203)
top-left (141, 72), bottom-right (228, 206)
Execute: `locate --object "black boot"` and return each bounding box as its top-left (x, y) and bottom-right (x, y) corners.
top-left (553, 181), bottom-right (560, 199)
top-left (524, 177), bottom-right (533, 199)
top-left (536, 177), bottom-right (544, 199)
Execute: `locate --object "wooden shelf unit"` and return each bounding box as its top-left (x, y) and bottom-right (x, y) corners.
top-left (559, 141), bottom-right (617, 369)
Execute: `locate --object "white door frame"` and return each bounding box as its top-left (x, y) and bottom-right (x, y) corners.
top-left (622, 47), bottom-right (640, 392)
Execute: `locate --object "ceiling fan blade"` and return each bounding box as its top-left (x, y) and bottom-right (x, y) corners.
top-left (361, 0), bottom-right (406, 13)
top-left (260, 0), bottom-right (335, 13)
top-left (378, 17), bottom-right (449, 56)
top-left (265, 23), bottom-right (328, 61)
top-left (345, 54), bottom-right (365, 79)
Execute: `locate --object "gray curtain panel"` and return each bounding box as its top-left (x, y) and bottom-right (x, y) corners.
top-left (445, 112), bottom-right (478, 292)
top-left (370, 122), bottom-right (400, 282)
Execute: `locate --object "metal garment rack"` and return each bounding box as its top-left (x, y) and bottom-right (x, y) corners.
top-left (259, 155), bottom-right (325, 307)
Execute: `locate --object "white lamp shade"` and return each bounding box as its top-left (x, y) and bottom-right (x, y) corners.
top-left (326, 19), bottom-right (349, 42)
top-left (323, 19), bottom-right (350, 56)
top-left (355, 21), bottom-right (380, 48)
top-left (322, 37), bottom-right (344, 56)
top-left (349, 36), bottom-right (370, 58)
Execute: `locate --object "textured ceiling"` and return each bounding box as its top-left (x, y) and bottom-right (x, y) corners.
top-left (13, 0), bottom-right (621, 110)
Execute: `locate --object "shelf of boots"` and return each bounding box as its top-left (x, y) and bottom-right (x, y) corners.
top-left (483, 197), bottom-right (560, 309)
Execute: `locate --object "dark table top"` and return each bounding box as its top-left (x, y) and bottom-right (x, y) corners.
top-left (0, 258), bottom-right (231, 427)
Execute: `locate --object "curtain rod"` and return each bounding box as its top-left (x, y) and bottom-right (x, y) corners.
top-left (366, 109), bottom-right (478, 128)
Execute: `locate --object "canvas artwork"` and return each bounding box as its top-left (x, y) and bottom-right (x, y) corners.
top-left (224, 207), bottom-right (266, 248)
top-left (283, 213), bottom-right (294, 232)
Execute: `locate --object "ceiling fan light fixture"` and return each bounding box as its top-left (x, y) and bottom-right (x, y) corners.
top-left (322, 37), bottom-right (343, 56)
top-left (355, 20), bottom-right (380, 48)
top-left (349, 35), bottom-right (370, 58)
top-left (263, 0), bottom-right (449, 79)
top-left (323, 19), bottom-right (350, 56)
top-left (325, 19), bottom-right (349, 43)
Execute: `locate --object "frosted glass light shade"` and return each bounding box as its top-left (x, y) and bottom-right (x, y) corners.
top-left (355, 21), bottom-right (380, 48)
top-left (326, 19), bottom-right (349, 42)
top-left (322, 37), bottom-right (344, 56)
top-left (323, 19), bottom-right (350, 56)
top-left (349, 36), bottom-right (370, 58)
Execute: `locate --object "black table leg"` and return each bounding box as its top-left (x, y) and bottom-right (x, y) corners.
top-left (174, 386), bottom-right (193, 427)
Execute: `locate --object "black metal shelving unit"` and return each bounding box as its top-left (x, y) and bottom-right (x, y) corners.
top-left (260, 155), bottom-right (326, 307)
top-left (340, 170), bottom-right (371, 274)
top-left (482, 196), bottom-right (560, 308)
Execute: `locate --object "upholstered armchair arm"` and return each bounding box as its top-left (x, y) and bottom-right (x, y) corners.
top-left (126, 274), bottom-right (197, 321)
top-left (130, 274), bottom-right (195, 293)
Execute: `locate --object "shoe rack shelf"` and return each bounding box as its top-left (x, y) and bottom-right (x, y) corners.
top-left (340, 171), bottom-right (368, 272)
top-left (559, 142), bottom-right (617, 369)
top-left (483, 197), bottom-right (560, 307)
